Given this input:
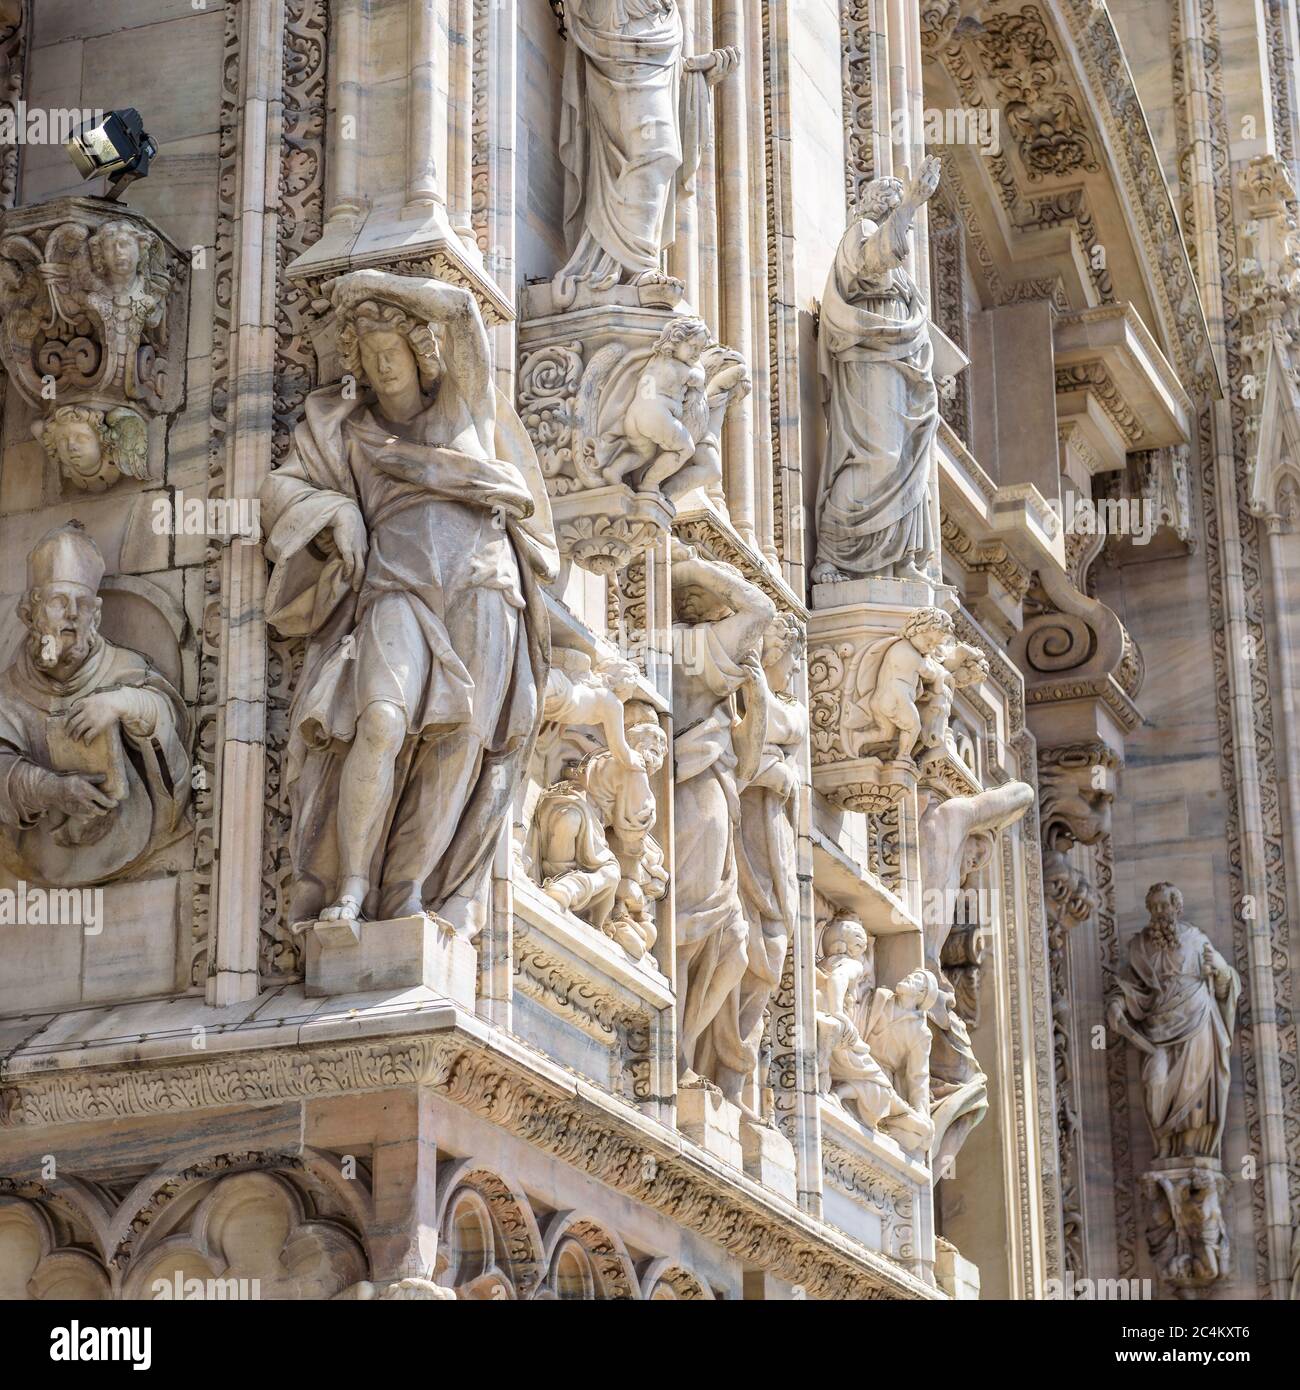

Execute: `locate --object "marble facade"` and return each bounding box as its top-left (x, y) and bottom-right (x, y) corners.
top-left (0, 0), bottom-right (1295, 1305)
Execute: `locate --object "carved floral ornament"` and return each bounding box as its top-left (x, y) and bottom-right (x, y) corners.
top-left (0, 198), bottom-right (188, 490)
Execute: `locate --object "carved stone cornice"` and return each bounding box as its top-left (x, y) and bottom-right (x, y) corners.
top-left (940, 512), bottom-right (1033, 604)
top-left (0, 1023), bottom-right (939, 1300)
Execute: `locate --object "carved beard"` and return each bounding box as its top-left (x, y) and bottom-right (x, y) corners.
top-left (1148, 917), bottom-right (1180, 949)
top-left (29, 621), bottom-right (95, 679)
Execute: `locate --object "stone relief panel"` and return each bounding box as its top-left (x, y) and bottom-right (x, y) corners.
top-left (0, 525), bottom-right (190, 887)
top-left (516, 311), bottom-right (751, 576)
top-left (0, 199), bottom-right (188, 493)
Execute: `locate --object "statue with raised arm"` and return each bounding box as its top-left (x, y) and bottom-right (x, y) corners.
top-left (553, 0), bottom-right (739, 307)
top-left (671, 542), bottom-right (776, 1094)
top-left (259, 270), bottom-right (559, 936)
top-left (812, 158), bottom-right (943, 585)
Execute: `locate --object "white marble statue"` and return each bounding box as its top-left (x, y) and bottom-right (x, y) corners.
top-left (0, 524), bottom-right (189, 885)
top-left (731, 612), bottom-right (805, 1111)
top-left (842, 606), bottom-right (953, 761)
top-left (812, 159), bottom-right (942, 584)
top-left (814, 912), bottom-right (936, 1155)
top-left (929, 980), bottom-right (987, 1176)
top-left (919, 641), bottom-right (988, 753)
top-left (259, 269), bottom-right (559, 934)
top-left (529, 676), bottom-right (669, 960)
top-left (918, 780), bottom-right (1035, 974)
top-left (553, 0), bottom-right (739, 306)
top-left (671, 542), bottom-right (776, 1095)
top-left (602, 317), bottom-right (751, 506)
top-left (1108, 882), bottom-right (1240, 1160)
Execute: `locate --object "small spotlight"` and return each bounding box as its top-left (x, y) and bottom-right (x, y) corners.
top-left (65, 108), bottom-right (157, 202)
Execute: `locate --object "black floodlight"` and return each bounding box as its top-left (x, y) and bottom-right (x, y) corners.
top-left (65, 108), bottom-right (158, 201)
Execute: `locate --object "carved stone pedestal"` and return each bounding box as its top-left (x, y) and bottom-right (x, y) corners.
top-left (934, 1239), bottom-right (980, 1300)
top-left (1141, 1159), bottom-right (1231, 1297)
top-left (739, 1119), bottom-right (798, 1203)
top-left (677, 1086), bottom-right (743, 1169)
top-left (818, 1097), bottom-right (933, 1281)
top-left (298, 913), bottom-right (477, 1005)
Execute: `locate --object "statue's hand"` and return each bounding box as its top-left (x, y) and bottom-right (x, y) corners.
top-left (912, 155), bottom-right (942, 204)
top-left (65, 692), bottom-right (128, 744)
top-left (686, 45), bottom-right (740, 82)
top-left (45, 772), bottom-right (118, 818)
top-left (332, 509), bottom-right (368, 592)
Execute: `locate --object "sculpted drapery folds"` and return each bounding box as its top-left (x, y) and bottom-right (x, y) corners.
top-left (553, 0), bottom-right (739, 305)
top-left (732, 612), bottom-right (806, 1111)
top-left (812, 159), bottom-right (942, 585)
top-left (671, 542), bottom-right (776, 1098)
top-left (259, 270), bottom-right (559, 934)
top-left (0, 525), bottom-right (190, 886)
top-left (1108, 883), bottom-right (1239, 1161)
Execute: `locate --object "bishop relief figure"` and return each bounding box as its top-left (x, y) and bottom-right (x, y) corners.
top-left (259, 270), bottom-right (558, 937)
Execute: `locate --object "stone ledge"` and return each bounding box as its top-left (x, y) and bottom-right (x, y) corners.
top-left (0, 1002), bottom-right (941, 1300)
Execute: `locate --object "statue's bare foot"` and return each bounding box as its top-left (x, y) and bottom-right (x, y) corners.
top-left (811, 560), bottom-right (848, 585)
top-left (320, 894), bottom-right (363, 923)
top-left (895, 560), bottom-right (929, 583)
top-left (631, 270), bottom-right (674, 287)
top-left (678, 1069), bottom-right (721, 1094)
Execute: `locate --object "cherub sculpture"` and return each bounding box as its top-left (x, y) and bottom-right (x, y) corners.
top-left (842, 606), bottom-right (954, 761)
top-left (599, 317), bottom-right (750, 506)
top-left (919, 640), bottom-right (988, 753)
top-left (32, 404), bottom-right (149, 493)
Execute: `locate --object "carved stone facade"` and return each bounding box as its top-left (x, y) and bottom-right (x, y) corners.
top-left (0, 0), bottom-right (1293, 1311)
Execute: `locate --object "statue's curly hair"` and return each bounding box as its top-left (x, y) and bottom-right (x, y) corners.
top-left (88, 220), bottom-right (153, 281)
top-left (337, 299), bottom-right (443, 390)
top-left (856, 176), bottom-right (905, 223)
top-left (651, 315), bottom-right (711, 358)
top-left (763, 609), bottom-right (805, 663)
top-left (1145, 881), bottom-right (1183, 913)
top-left (901, 606), bottom-right (953, 641)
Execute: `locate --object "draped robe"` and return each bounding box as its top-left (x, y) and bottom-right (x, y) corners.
top-left (814, 212), bottom-right (939, 576)
top-left (1116, 923), bottom-right (1238, 1159)
top-left (260, 381), bottom-right (557, 927)
top-left (559, 0), bottom-right (712, 278)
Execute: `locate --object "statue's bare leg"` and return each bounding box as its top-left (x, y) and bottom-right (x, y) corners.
top-left (321, 700), bottom-right (407, 921)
